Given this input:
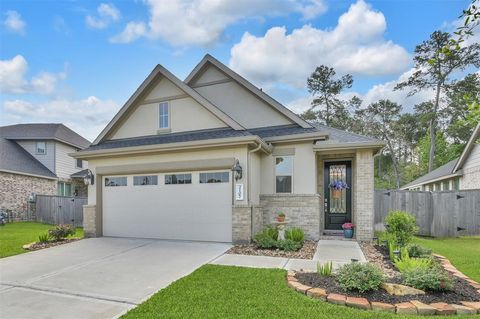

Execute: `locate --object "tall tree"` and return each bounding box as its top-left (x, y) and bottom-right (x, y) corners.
top-left (304, 65), bottom-right (353, 127)
top-left (395, 31), bottom-right (480, 172)
top-left (363, 100), bottom-right (403, 188)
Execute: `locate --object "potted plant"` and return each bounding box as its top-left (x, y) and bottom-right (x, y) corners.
top-left (276, 212), bottom-right (286, 222)
top-left (329, 181), bottom-right (348, 199)
top-left (342, 222), bottom-right (354, 238)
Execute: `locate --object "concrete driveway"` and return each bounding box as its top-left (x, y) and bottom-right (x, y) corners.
top-left (0, 237), bottom-right (230, 319)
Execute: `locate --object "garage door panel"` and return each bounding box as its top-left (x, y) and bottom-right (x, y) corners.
top-left (103, 172), bottom-right (232, 242)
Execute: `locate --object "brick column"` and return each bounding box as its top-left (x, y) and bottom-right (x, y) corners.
top-left (83, 205), bottom-right (99, 238)
top-left (354, 150), bottom-right (374, 240)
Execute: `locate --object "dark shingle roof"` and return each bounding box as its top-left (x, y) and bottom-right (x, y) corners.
top-left (0, 124), bottom-right (90, 149)
top-left (83, 123), bottom-right (383, 153)
top-left (402, 158), bottom-right (459, 189)
top-left (85, 128), bottom-right (253, 151)
top-left (312, 123), bottom-right (381, 143)
top-left (0, 138), bottom-right (57, 178)
top-left (71, 169), bottom-right (89, 178)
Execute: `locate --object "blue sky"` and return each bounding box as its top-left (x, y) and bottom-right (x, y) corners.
top-left (0, 0), bottom-right (476, 141)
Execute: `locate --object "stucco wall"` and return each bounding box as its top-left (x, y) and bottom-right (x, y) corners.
top-left (0, 171), bottom-right (56, 218)
top-left (260, 142), bottom-right (317, 194)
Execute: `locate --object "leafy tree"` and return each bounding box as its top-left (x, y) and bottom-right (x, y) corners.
top-left (394, 31), bottom-right (480, 172)
top-left (445, 73), bottom-right (480, 143)
top-left (363, 100), bottom-right (403, 188)
top-left (304, 65), bottom-right (353, 127)
top-left (417, 131), bottom-right (463, 172)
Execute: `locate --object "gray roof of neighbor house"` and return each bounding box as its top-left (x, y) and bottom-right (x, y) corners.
top-left (0, 123), bottom-right (90, 149)
top-left (401, 158), bottom-right (459, 189)
top-left (81, 123), bottom-right (381, 153)
top-left (0, 137), bottom-right (57, 179)
top-left (71, 169), bottom-right (89, 178)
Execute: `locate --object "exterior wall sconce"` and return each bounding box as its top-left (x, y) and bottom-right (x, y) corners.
top-left (232, 160), bottom-right (243, 181)
top-left (83, 169), bottom-right (95, 186)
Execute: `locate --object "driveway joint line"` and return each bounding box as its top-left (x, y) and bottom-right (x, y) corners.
top-left (281, 258), bottom-right (291, 269)
top-left (0, 281), bottom-right (138, 305)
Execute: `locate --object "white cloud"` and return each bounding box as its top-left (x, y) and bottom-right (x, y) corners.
top-left (111, 0), bottom-right (327, 46)
top-left (0, 55), bottom-right (66, 95)
top-left (3, 97), bottom-right (118, 141)
top-left (229, 0), bottom-right (410, 88)
top-left (86, 3), bottom-right (121, 29)
top-left (3, 10), bottom-right (26, 35)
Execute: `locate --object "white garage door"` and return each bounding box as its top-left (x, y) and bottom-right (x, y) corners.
top-left (102, 170), bottom-right (232, 242)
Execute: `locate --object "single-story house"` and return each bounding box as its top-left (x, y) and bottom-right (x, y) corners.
top-left (73, 54), bottom-right (385, 243)
top-left (0, 124), bottom-right (90, 219)
top-left (401, 123), bottom-right (480, 191)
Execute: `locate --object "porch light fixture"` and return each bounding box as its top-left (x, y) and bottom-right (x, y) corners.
top-left (232, 160), bottom-right (243, 181)
top-left (83, 169), bottom-right (95, 186)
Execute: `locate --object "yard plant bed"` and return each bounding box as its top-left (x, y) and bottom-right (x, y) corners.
top-left (227, 240), bottom-right (317, 259)
top-left (295, 272), bottom-right (480, 304)
top-left (23, 238), bottom-right (81, 251)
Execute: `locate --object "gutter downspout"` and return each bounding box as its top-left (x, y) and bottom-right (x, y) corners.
top-left (248, 142), bottom-right (264, 241)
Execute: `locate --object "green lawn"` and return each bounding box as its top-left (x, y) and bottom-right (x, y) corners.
top-left (121, 264), bottom-right (479, 319)
top-left (413, 236), bottom-right (480, 282)
top-left (0, 222), bottom-right (83, 258)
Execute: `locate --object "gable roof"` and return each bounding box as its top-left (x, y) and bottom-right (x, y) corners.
top-left (0, 123), bottom-right (90, 149)
top-left (185, 54), bottom-right (312, 129)
top-left (453, 122), bottom-right (480, 172)
top-left (92, 64), bottom-right (245, 145)
top-left (401, 122), bottom-right (480, 189)
top-left (0, 137), bottom-right (57, 179)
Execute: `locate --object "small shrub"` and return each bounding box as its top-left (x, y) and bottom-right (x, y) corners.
top-left (385, 211), bottom-right (418, 246)
top-left (48, 224), bottom-right (75, 241)
top-left (402, 267), bottom-right (453, 291)
top-left (388, 241), bottom-right (400, 261)
top-left (38, 232), bottom-right (50, 243)
top-left (336, 262), bottom-right (384, 292)
top-left (276, 239), bottom-right (302, 251)
top-left (285, 227), bottom-right (305, 243)
top-left (394, 256), bottom-right (431, 273)
top-left (407, 243), bottom-right (432, 258)
top-left (317, 261), bottom-right (333, 276)
top-left (253, 232), bottom-right (277, 249)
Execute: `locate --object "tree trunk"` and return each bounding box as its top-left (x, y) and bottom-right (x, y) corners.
top-left (325, 96), bottom-right (330, 126)
top-left (429, 82), bottom-right (442, 172)
top-left (385, 135), bottom-right (401, 189)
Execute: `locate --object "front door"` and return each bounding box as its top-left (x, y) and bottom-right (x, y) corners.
top-left (324, 161), bottom-right (352, 230)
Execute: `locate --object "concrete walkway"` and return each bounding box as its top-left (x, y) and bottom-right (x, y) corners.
top-left (210, 240), bottom-right (366, 271)
top-left (0, 237), bottom-right (230, 319)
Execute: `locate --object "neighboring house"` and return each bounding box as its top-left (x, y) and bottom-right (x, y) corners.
top-left (73, 54), bottom-right (384, 243)
top-left (401, 123), bottom-right (480, 191)
top-left (0, 124), bottom-right (90, 216)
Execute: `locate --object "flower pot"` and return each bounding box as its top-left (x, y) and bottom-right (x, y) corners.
top-left (276, 216), bottom-right (285, 222)
top-left (343, 228), bottom-right (354, 238)
top-left (332, 189), bottom-right (342, 199)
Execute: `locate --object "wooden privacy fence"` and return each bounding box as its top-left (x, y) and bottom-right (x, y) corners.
top-left (35, 195), bottom-right (86, 227)
top-left (374, 189), bottom-right (480, 237)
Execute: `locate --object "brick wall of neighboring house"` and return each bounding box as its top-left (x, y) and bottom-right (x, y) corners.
top-left (71, 179), bottom-right (88, 197)
top-left (0, 171), bottom-right (56, 220)
top-left (260, 194), bottom-right (321, 240)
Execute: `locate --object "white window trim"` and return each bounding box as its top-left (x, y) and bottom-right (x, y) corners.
top-left (274, 156), bottom-right (294, 194)
top-left (36, 141), bottom-right (47, 155)
top-left (158, 102), bottom-right (171, 134)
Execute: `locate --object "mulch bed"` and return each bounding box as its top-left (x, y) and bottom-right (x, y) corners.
top-left (360, 242), bottom-right (399, 278)
top-left (295, 272), bottom-right (480, 304)
top-left (227, 240), bottom-right (317, 259)
top-left (24, 238), bottom-right (81, 251)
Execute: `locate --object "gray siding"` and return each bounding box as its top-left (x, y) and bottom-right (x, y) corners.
top-left (17, 140), bottom-right (55, 174)
top-left (55, 142), bottom-right (87, 179)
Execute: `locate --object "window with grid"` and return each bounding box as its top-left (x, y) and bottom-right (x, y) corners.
top-left (159, 102), bottom-right (169, 129)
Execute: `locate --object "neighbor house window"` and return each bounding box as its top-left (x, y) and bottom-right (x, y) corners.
top-left (57, 182), bottom-right (72, 196)
top-left (159, 102), bottom-right (169, 129)
top-left (76, 159), bottom-right (83, 168)
top-left (36, 141), bottom-right (46, 154)
top-left (275, 156), bottom-right (293, 193)
top-left (134, 175), bottom-right (158, 186)
top-left (453, 178), bottom-right (460, 190)
top-left (199, 172), bottom-right (229, 183)
top-left (105, 177), bottom-right (127, 187)
top-left (165, 173), bottom-right (192, 185)
top-left (442, 180), bottom-right (450, 191)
